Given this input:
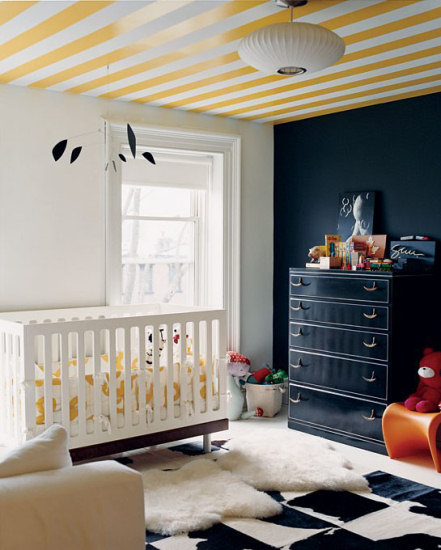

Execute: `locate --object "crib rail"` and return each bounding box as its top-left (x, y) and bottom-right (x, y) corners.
top-left (0, 322), bottom-right (24, 447)
top-left (0, 308), bottom-right (226, 449)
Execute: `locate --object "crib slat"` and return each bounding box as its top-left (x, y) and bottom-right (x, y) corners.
top-left (109, 330), bottom-right (117, 432)
top-left (12, 336), bottom-right (21, 441)
top-left (206, 321), bottom-right (213, 413)
top-left (2, 333), bottom-right (11, 440)
top-left (5, 335), bottom-right (12, 438)
top-left (179, 322), bottom-right (187, 420)
top-left (218, 318), bottom-right (227, 414)
top-left (22, 332), bottom-right (36, 441)
top-left (93, 330), bottom-right (101, 434)
top-left (77, 332), bottom-right (86, 437)
top-left (2, 335), bottom-right (8, 437)
top-left (166, 323), bottom-right (173, 419)
top-left (152, 325), bottom-right (160, 425)
top-left (193, 322), bottom-right (201, 416)
top-left (7, 336), bottom-right (14, 440)
top-left (44, 335), bottom-right (53, 427)
top-left (138, 326), bottom-right (146, 427)
top-left (60, 332), bottom-right (70, 432)
top-left (0, 333), bottom-right (5, 439)
top-left (124, 329), bottom-right (131, 428)
top-left (16, 331), bottom-right (26, 445)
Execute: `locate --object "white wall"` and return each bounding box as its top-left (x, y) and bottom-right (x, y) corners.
top-left (0, 83), bottom-right (273, 366)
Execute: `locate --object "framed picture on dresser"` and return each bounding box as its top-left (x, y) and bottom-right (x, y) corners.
top-left (337, 191), bottom-right (376, 241)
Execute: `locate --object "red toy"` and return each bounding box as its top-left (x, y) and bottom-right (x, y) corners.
top-left (247, 366), bottom-right (273, 384)
top-left (404, 348), bottom-right (441, 413)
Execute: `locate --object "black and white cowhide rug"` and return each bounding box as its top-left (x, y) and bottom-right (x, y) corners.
top-left (118, 427), bottom-right (441, 548)
top-left (135, 429), bottom-right (367, 536)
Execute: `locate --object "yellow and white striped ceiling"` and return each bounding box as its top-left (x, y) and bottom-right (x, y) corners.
top-left (1, 0), bottom-right (441, 124)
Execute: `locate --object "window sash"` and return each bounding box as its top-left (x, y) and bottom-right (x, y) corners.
top-left (121, 184), bottom-right (204, 306)
top-left (121, 217), bottom-right (197, 305)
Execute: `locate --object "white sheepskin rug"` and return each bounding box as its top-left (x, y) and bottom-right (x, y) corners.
top-left (141, 458), bottom-right (282, 535)
top-left (217, 428), bottom-right (369, 492)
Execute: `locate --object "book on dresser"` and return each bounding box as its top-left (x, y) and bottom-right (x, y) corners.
top-left (287, 267), bottom-right (439, 454)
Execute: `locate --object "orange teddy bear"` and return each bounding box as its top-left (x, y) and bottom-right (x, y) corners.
top-left (404, 348), bottom-right (441, 413)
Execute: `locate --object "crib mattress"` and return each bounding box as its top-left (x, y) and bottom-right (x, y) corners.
top-left (33, 352), bottom-right (219, 429)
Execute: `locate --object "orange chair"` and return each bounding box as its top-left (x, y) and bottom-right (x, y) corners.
top-left (382, 402), bottom-right (441, 472)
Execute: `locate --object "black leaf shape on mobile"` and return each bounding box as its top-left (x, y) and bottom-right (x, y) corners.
top-left (70, 146), bottom-right (82, 164)
top-left (119, 153), bottom-right (127, 162)
top-left (127, 124), bottom-right (136, 158)
top-left (52, 139), bottom-right (68, 161)
top-left (142, 151), bottom-right (156, 165)
top-left (112, 160), bottom-right (117, 172)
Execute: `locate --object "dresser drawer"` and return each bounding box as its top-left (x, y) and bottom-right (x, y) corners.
top-left (289, 384), bottom-right (385, 442)
top-left (289, 274), bottom-right (389, 303)
top-left (289, 349), bottom-right (387, 399)
top-left (289, 322), bottom-right (388, 361)
top-left (289, 298), bottom-right (388, 330)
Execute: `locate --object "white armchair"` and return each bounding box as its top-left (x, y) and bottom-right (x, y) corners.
top-left (0, 427), bottom-right (145, 549)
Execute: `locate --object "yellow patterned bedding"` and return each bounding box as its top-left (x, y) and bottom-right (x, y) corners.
top-left (34, 352), bottom-right (216, 426)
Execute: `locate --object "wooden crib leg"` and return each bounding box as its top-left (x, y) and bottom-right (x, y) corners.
top-left (203, 433), bottom-right (211, 453)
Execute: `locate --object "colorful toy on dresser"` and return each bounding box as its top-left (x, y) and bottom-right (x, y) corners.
top-left (307, 234), bottom-right (391, 271)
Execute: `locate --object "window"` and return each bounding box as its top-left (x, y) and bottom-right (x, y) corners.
top-left (121, 158), bottom-right (208, 306)
top-left (106, 122), bottom-right (241, 349)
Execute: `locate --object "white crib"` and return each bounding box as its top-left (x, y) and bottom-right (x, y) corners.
top-left (0, 304), bottom-right (227, 459)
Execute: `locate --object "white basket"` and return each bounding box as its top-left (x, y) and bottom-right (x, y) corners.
top-left (245, 383), bottom-right (284, 417)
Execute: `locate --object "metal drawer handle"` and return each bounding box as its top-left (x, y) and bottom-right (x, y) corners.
top-left (363, 337), bottom-right (377, 348)
top-left (363, 308), bottom-right (377, 319)
top-left (291, 301), bottom-right (304, 311)
top-left (290, 329), bottom-right (303, 338)
top-left (291, 278), bottom-right (304, 287)
top-left (362, 371), bottom-right (377, 383)
top-left (290, 393), bottom-right (301, 404)
top-left (363, 282), bottom-right (378, 292)
top-left (362, 409), bottom-right (376, 421)
top-left (290, 359), bottom-right (303, 369)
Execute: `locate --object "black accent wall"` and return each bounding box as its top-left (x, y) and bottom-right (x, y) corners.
top-left (273, 92), bottom-right (441, 368)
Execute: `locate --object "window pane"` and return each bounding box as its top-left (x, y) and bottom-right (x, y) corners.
top-left (122, 219), bottom-right (195, 305)
top-left (122, 185), bottom-right (193, 217)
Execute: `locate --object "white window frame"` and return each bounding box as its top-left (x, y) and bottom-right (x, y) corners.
top-left (105, 121), bottom-right (241, 350)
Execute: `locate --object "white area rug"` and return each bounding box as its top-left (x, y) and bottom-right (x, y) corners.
top-left (217, 428), bottom-right (369, 492)
top-left (140, 458), bottom-right (282, 535)
top-left (136, 428), bottom-right (368, 535)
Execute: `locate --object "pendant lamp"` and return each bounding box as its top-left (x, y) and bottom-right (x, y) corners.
top-left (238, 0), bottom-right (345, 76)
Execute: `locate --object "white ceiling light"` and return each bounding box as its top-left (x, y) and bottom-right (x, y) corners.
top-left (238, 0), bottom-right (345, 76)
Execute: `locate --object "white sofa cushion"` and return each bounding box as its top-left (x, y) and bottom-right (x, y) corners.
top-left (0, 424), bottom-right (72, 478)
top-left (0, 461), bottom-right (145, 549)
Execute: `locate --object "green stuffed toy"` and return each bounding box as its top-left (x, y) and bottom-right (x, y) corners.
top-left (264, 369), bottom-right (288, 385)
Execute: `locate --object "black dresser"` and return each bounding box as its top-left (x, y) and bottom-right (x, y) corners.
top-left (288, 268), bottom-right (437, 453)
